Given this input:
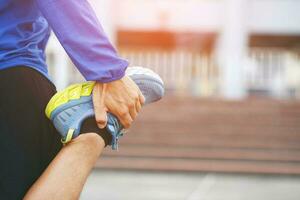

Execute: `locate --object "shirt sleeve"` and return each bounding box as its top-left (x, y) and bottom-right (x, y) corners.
top-left (36, 0), bottom-right (128, 83)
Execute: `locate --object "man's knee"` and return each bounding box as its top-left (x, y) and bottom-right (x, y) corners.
top-left (68, 133), bottom-right (105, 155)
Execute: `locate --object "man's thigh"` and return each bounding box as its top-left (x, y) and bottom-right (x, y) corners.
top-left (0, 67), bottom-right (62, 199)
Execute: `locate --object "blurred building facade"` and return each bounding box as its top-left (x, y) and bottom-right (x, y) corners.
top-left (45, 0), bottom-right (300, 175)
top-left (47, 0), bottom-right (300, 99)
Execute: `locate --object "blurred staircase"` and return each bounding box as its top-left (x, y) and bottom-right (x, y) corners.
top-left (96, 95), bottom-right (300, 174)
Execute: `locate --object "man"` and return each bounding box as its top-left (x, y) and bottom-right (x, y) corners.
top-left (0, 0), bottom-right (144, 199)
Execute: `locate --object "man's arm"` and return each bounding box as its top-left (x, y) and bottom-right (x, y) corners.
top-left (36, 0), bottom-right (145, 128)
top-left (36, 0), bottom-right (128, 83)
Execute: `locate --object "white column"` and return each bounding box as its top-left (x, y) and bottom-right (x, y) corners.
top-left (216, 0), bottom-right (249, 99)
top-left (47, 35), bottom-right (69, 91)
top-left (89, 0), bottom-right (117, 45)
top-left (54, 51), bottom-right (69, 91)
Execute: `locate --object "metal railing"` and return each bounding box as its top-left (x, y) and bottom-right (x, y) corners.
top-left (120, 48), bottom-right (219, 96)
top-left (46, 45), bottom-right (300, 98)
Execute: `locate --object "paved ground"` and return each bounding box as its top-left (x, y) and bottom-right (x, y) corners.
top-left (80, 170), bottom-right (300, 200)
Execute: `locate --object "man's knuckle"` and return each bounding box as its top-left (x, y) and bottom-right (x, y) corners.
top-left (119, 108), bottom-right (128, 116)
top-left (128, 102), bottom-right (135, 108)
top-left (134, 93), bottom-right (139, 100)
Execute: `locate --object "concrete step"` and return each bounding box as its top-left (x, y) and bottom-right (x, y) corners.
top-left (96, 96), bottom-right (300, 174)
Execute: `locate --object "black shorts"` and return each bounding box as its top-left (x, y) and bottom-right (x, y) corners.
top-left (0, 67), bottom-right (109, 199)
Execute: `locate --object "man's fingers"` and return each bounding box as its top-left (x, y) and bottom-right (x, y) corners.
top-left (139, 92), bottom-right (145, 105)
top-left (95, 106), bottom-right (108, 129)
top-left (93, 83), bottom-right (108, 129)
top-left (128, 101), bottom-right (138, 120)
top-left (127, 76), bottom-right (145, 105)
top-left (136, 99), bottom-right (142, 113)
top-left (117, 108), bottom-right (133, 129)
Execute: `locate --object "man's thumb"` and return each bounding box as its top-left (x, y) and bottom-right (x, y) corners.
top-left (95, 107), bottom-right (108, 129)
top-left (92, 82), bottom-right (108, 129)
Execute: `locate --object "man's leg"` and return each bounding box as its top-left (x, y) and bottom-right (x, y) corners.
top-left (0, 67), bottom-right (63, 199)
top-left (0, 67), bottom-right (114, 199)
top-left (24, 133), bottom-right (104, 200)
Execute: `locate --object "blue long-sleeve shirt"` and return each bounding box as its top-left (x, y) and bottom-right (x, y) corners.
top-left (0, 0), bottom-right (128, 83)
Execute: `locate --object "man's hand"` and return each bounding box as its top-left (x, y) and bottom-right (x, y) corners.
top-left (92, 76), bottom-right (145, 129)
